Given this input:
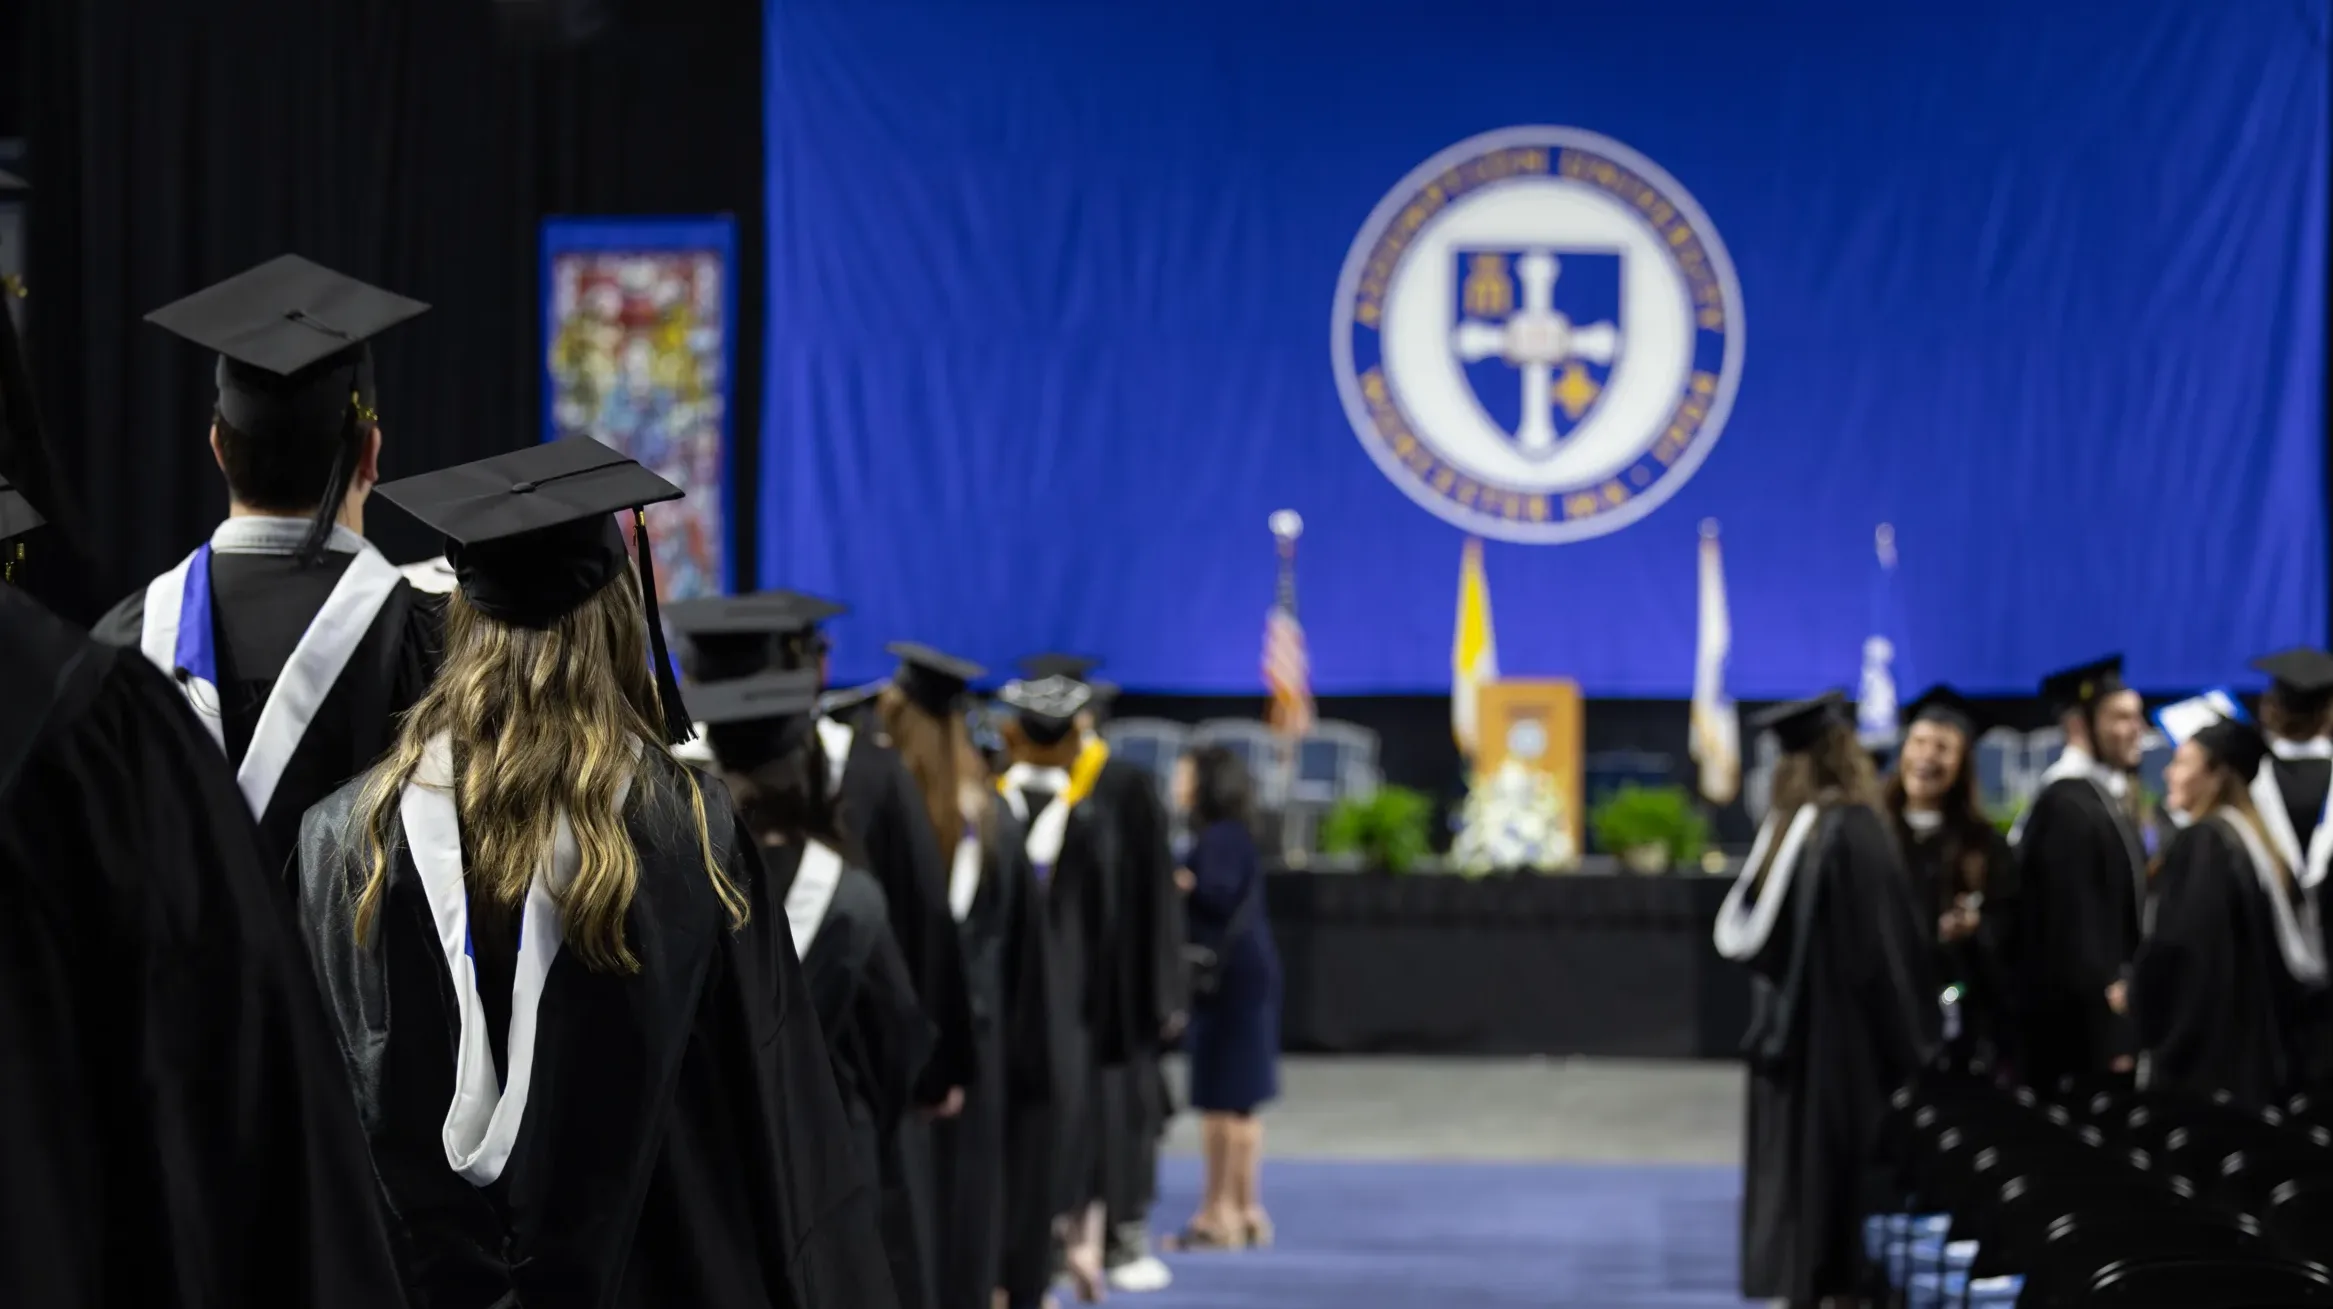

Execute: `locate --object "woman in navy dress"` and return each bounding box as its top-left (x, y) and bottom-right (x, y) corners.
top-left (1170, 745), bottom-right (1281, 1252)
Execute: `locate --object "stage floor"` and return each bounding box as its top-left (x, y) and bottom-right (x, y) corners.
top-left (1159, 1054), bottom-right (1745, 1164)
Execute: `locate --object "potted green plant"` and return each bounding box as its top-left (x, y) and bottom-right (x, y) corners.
top-left (1319, 785), bottom-right (1434, 875)
top-left (1589, 784), bottom-right (1707, 874)
top-left (1990, 795), bottom-right (2027, 837)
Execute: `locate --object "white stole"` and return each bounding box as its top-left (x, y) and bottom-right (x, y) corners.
top-left (949, 831), bottom-right (982, 922)
top-left (2216, 808), bottom-right (2328, 985)
top-left (1713, 804), bottom-right (1822, 962)
top-left (1000, 764), bottom-right (1075, 871)
top-left (2251, 758), bottom-right (2333, 892)
top-left (784, 840), bottom-right (845, 959)
top-left (818, 717), bottom-right (855, 793)
top-left (139, 526), bottom-right (403, 821)
top-left (403, 733), bottom-right (639, 1188)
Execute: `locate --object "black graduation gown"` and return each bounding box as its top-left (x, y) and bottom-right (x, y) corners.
top-left (0, 585), bottom-right (407, 1308)
top-left (1088, 752), bottom-right (1187, 1224)
top-left (770, 844), bottom-right (938, 1309)
top-left (2012, 774), bottom-right (2146, 1090)
top-left (932, 799), bottom-right (1056, 1309)
top-left (2263, 752), bottom-right (2333, 1084)
top-left (94, 548), bottom-right (442, 888)
top-left (1730, 804), bottom-right (1938, 1304)
top-left (294, 757), bottom-right (898, 1309)
top-left (999, 777), bottom-right (1122, 1306)
top-left (2135, 816), bottom-right (2324, 1111)
top-left (1896, 817), bottom-right (2019, 1070)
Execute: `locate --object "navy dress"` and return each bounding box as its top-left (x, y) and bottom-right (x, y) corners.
top-left (1183, 820), bottom-right (1281, 1114)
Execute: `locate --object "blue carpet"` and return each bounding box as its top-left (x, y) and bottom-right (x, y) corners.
top-left (1140, 1157), bottom-right (1758, 1308)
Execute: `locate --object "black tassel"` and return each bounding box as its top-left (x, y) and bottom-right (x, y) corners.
top-left (296, 407), bottom-right (361, 568)
top-left (634, 507), bottom-right (694, 744)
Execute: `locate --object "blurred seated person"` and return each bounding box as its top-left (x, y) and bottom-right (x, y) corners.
top-left (2135, 715), bottom-right (2327, 1110)
top-left (1884, 685), bottom-right (2018, 1075)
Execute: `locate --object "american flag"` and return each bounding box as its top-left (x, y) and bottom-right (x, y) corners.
top-left (1263, 572), bottom-right (1314, 740)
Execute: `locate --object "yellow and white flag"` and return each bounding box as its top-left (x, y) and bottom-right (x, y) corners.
top-left (1452, 536), bottom-right (1499, 757)
top-left (1690, 524), bottom-right (1740, 804)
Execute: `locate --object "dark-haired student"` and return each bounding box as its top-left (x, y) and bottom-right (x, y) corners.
top-left (1715, 693), bottom-right (1938, 1309)
top-left (1884, 686), bottom-right (2019, 1074)
top-left (93, 258), bottom-right (443, 888)
top-left (2135, 714), bottom-right (2328, 1110)
top-left (3, 484), bottom-right (408, 1308)
top-left (692, 667), bottom-right (938, 1309)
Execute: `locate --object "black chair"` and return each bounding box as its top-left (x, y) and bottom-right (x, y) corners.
top-left (2265, 1179), bottom-right (2333, 1265)
top-left (2082, 1255), bottom-right (2333, 1307)
top-left (2015, 1213), bottom-right (2272, 1307)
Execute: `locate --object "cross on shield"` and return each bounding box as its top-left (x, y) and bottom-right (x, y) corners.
top-left (1450, 249), bottom-right (1623, 457)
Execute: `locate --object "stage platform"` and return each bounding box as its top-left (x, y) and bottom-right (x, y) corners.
top-left (1263, 862), bottom-right (1750, 1061)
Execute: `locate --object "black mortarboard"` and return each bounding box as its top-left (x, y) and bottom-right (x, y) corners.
top-left (1753, 691), bottom-right (1848, 755)
top-left (374, 436), bottom-right (693, 743)
top-left (1021, 653), bottom-right (1101, 682)
top-left (146, 255), bottom-right (428, 565)
top-left (689, 668), bottom-right (824, 774)
top-left (0, 473), bottom-right (44, 547)
top-left (998, 674), bottom-right (1093, 746)
top-left (2253, 648), bottom-right (2333, 714)
top-left (664, 589), bottom-right (847, 682)
top-left (891, 641), bottom-right (986, 717)
top-left (2038, 655), bottom-right (2125, 717)
top-left (1904, 684), bottom-right (1981, 739)
top-left (2194, 715), bottom-right (2271, 781)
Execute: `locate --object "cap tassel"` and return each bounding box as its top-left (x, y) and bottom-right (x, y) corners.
top-left (634, 507), bottom-right (694, 745)
top-left (295, 395), bottom-right (366, 567)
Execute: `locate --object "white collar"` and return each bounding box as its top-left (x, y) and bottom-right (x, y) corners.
top-left (1713, 805), bottom-right (1823, 961)
top-left (212, 515), bottom-right (370, 557)
top-left (2271, 736), bottom-right (2333, 762)
top-left (784, 841), bottom-right (845, 958)
top-left (1003, 762), bottom-right (1072, 794)
top-left (1902, 807), bottom-right (1943, 835)
top-left (2047, 745), bottom-right (2129, 797)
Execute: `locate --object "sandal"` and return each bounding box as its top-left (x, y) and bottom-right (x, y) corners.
top-left (1244, 1214), bottom-right (1275, 1249)
top-left (1165, 1222), bottom-right (1247, 1253)
top-left (1061, 1249), bottom-right (1106, 1304)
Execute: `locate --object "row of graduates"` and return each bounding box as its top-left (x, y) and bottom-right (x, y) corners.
top-left (1709, 650), bottom-right (2333, 1307)
top-left (0, 253), bottom-right (1186, 1308)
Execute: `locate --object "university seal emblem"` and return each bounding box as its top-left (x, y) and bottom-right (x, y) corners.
top-left (1331, 126), bottom-right (1745, 543)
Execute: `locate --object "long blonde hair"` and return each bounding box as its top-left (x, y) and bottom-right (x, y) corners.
top-left (2193, 764), bottom-right (2294, 889)
top-left (876, 684), bottom-right (994, 855)
top-left (351, 567), bottom-right (744, 971)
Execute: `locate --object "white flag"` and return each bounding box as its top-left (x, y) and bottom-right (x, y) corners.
top-left (1690, 528), bottom-right (1740, 805)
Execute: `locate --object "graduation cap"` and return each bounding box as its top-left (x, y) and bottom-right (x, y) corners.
top-left (373, 436), bottom-right (693, 744)
top-left (0, 473), bottom-right (44, 548)
top-left (1019, 651), bottom-right (1119, 707)
top-left (688, 668), bottom-right (824, 773)
top-left (1903, 684), bottom-right (1981, 739)
top-left (146, 255), bottom-right (429, 565)
top-left (891, 642), bottom-right (986, 717)
top-left (2193, 714), bottom-right (2270, 780)
top-left (997, 674), bottom-right (1093, 746)
top-left (2253, 648), bottom-right (2333, 717)
top-left (1753, 691), bottom-right (1848, 755)
top-left (664, 590), bottom-right (848, 682)
top-left (2038, 654), bottom-right (2125, 717)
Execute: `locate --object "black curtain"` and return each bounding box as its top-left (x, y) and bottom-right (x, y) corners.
top-left (17, 0), bottom-right (765, 608)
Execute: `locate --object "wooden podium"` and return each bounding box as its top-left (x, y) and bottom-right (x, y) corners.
top-left (1473, 679), bottom-right (1586, 855)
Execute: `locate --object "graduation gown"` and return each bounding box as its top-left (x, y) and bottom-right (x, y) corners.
top-left (0, 584), bottom-right (407, 1308)
top-left (2135, 811), bottom-right (2328, 1110)
top-left (822, 716), bottom-right (979, 1309)
top-left (772, 841), bottom-right (937, 1309)
top-left (1716, 802), bottom-right (1938, 1304)
top-left (2254, 744), bottom-right (2333, 1084)
top-left (94, 522), bottom-right (442, 887)
top-left (931, 798), bottom-right (1055, 1309)
top-left (997, 764), bottom-right (1123, 1304)
top-left (2012, 770), bottom-right (2146, 1090)
top-left (294, 747), bottom-right (897, 1309)
top-left (1085, 747), bottom-right (1188, 1223)
top-left (1895, 814), bottom-right (2019, 1069)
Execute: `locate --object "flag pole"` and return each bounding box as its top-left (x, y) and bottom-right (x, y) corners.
top-left (1269, 509), bottom-right (1304, 862)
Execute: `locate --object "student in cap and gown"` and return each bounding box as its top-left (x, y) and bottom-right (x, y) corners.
top-left (93, 256), bottom-right (444, 888)
top-left (684, 662), bottom-right (939, 1309)
top-left (293, 437), bottom-right (895, 1309)
top-left (1714, 692), bottom-right (1938, 1308)
top-left (2136, 713), bottom-right (2329, 1110)
top-left (2011, 655), bottom-right (2151, 1091)
top-left (1, 483), bottom-right (407, 1307)
top-left (995, 674), bottom-right (1128, 1307)
top-left (1020, 653), bottom-right (1186, 1292)
top-left (2248, 648), bottom-right (2333, 1083)
top-left (1881, 685), bottom-right (2020, 1074)
top-left (668, 595), bottom-right (977, 1309)
top-left (873, 646), bottom-right (1056, 1309)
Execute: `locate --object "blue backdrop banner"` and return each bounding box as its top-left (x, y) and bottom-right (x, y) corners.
top-left (762, 0), bottom-right (2328, 697)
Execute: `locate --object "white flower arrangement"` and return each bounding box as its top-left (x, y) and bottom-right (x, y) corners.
top-left (1450, 759), bottom-right (1579, 876)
